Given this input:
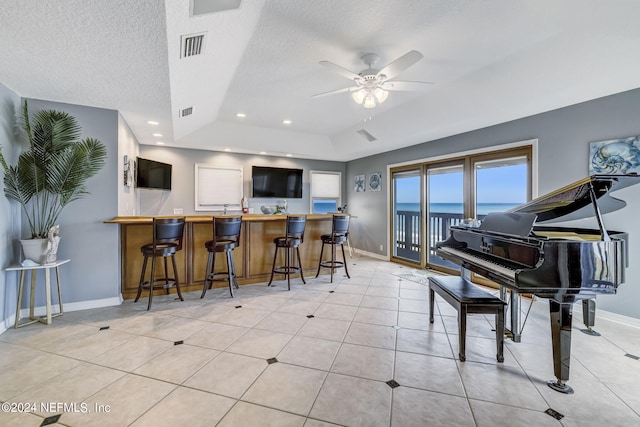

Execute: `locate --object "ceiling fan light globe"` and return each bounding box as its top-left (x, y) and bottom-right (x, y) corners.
top-left (374, 88), bottom-right (389, 103)
top-left (352, 89), bottom-right (366, 104)
top-left (363, 94), bottom-right (376, 108)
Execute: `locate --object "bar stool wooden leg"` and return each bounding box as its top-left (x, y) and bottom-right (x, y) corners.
top-left (226, 251), bottom-right (234, 297)
top-left (268, 244), bottom-right (279, 286)
top-left (296, 247), bottom-right (306, 284)
top-left (315, 242), bottom-right (325, 278)
top-left (172, 255), bottom-right (184, 301)
top-left (341, 243), bottom-right (350, 278)
top-left (135, 256), bottom-right (148, 302)
top-left (230, 254), bottom-right (239, 289)
top-left (330, 240), bottom-right (336, 283)
top-left (147, 256), bottom-right (156, 311)
top-left (285, 247), bottom-right (291, 290)
top-left (201, 252), bottom-right (214, 298)
top-left (164, 258), bottom-right (170, 294)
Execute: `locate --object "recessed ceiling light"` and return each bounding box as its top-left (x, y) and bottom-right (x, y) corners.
top-left (224, 148), bottom-right (231, 152)
top-left (156, 141), bottom-right (164, 145)
top-left (236, 113), bottom-right (246, 118)
top-left (259, 151), bottom-right (267, 155)
top-left (282, 120), bottom-right (292, 125)
top-left (286, 153), bottom-right (293, 157)
top-left (152, 133), bottom-right (163, 137)
top-left (147, 120), bottom-right (159, 125)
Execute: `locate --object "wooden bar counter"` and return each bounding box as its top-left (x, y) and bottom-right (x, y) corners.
top-left (105, 214), bottom-right (338, 299)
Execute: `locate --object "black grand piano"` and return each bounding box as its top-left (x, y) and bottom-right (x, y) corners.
top-left (435, 174), bottom-right (639, 394)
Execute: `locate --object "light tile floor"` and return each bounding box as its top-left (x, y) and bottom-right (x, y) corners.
top-left (1, 255), bottom-right (639, 426)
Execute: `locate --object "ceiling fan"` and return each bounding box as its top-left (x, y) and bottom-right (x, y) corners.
top-left (313, 50), bottom-right (432, 108)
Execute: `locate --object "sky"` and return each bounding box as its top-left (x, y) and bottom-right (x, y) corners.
top-left (395, 164), bottom-right (527, 204)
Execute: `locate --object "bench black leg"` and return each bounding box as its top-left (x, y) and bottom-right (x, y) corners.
top-left (458, 305), bottom-right (467, 362)
top-left (429, 287), bottom-right (435, 323)
top-left (496, 310), bottom-right (505, 363)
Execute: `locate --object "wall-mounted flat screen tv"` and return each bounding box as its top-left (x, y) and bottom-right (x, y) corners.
top-left (136, 157), bottom-right (172, 190)
top-left (252, 166), bottom-right (303, 198)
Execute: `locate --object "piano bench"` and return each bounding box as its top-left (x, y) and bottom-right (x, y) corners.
top-left (428, 276), bottom-right (506, 363)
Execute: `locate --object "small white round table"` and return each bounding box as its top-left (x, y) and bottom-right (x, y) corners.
top-left (6, 259), bottom-right (69, 328)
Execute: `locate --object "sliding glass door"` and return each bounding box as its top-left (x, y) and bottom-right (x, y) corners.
top-left (389, 146), bottom-right (532, 273)
top-left (423, 147), bottom-right (531, 273)
top-left (426, 162), bottom-right (464, 270)
top-left (391, 168), bottom-right (421, 263)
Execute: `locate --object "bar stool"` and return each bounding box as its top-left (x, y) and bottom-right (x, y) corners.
top-left (135, 217), bottom-right (186, 310)
top-left (202, 216), bottom-right (242, 298)
top-left (268, 215), bottom-right (307, 290)
top-left (316, 214), bottom-right (351, 283)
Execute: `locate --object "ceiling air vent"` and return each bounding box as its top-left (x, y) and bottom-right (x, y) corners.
top-left (181, 33), bottom-right (206, 58)
top-left (179, 107), bottom-right (194, 118)
top-left (356, 129), bottom-right (377, 142)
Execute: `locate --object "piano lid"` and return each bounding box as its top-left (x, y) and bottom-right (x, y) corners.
top-left (509, 174), bottom-right (640, 223)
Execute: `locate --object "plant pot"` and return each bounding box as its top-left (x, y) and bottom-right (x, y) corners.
top-left (20, 238), bottom-right (48, 264)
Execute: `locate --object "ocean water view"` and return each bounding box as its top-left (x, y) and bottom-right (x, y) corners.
top-left (397, 202), bottom-right (521, 215)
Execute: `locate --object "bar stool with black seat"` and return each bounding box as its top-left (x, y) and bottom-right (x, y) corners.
top-left (316, 214), bottom-right (351, 283)
top-left (268, 215), bottom-right (307, 290)
top-left (135, 217), bottom-right (186, 310)
top-left (202, 216), bottom-right (242, 298)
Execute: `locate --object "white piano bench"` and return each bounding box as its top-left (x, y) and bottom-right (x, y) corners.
top-left (428, 276), bottom-right (506, 362)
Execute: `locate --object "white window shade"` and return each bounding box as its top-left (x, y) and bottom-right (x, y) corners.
top-left (195, 164), bottom-right (243, 210)
top-left (311, 171), bottom-right (341, 198)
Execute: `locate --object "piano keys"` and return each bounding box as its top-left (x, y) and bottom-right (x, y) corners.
top-left (435, 174), bottom-right (639, 393)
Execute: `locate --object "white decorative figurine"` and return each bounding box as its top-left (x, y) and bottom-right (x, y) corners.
top-left (45, 225), bottom-right (61, 264)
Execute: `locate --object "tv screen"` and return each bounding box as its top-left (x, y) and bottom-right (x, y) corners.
top-left (252, 166), bottom-right (303, 198)
top-left (136, 157), bottom-right (172, 190)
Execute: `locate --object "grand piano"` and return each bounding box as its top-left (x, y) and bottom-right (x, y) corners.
top-left (435, 174), bottom-right (639, 393)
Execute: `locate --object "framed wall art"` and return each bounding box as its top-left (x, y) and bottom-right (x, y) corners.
top-left (589, 136), bottom-right (640, 175)
top-left (354, 174), bottom-right (365, 192)
top-left (368, 172), bottom-right (382, 192)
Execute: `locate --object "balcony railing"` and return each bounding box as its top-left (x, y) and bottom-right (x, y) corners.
top-left (394, 210), bottom-right (486, 263)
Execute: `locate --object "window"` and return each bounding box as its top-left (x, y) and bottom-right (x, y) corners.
top-left (389, 144), bottom-right (533, 271)
top-left (195, 164), bottom-right (243, 211)
top-left (310, 171), bottom-right (341, 213)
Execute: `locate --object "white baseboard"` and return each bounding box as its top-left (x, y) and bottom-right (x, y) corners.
top-left (572, 303), bottom-right (640, 329)
top-left (353, 248), bottom-right (388, 261)
top-left (3, 295), bottom-right (123, 330)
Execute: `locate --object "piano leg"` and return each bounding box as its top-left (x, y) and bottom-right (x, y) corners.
top-left (548, 300), bottom-right (574, 394)
top-left (581, 299), bottom-right (601, 336)
top-left (501, 287), bottom-right (521, 342)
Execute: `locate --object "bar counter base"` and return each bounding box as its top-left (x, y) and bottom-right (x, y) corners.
top-left (106, 214), bottom-right (343, 299)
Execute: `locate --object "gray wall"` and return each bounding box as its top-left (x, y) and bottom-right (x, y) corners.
top-left (346, 88), bottom-right (640, 319)
top-left (0, 82), bottom-right (21, 329)
top-left (138, 145), bottom-right (345, 216)
top-left (18, 99), bottom-right (120, 306)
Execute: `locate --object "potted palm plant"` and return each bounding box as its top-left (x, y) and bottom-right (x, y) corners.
top-left (0, 100), bottom-right (107, 263)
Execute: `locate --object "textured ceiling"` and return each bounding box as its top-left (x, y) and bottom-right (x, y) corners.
top-left (1, 0), bottom-right (640, 161)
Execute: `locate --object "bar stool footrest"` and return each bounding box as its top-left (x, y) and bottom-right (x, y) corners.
top-left (206, 272), bottom-right (239, 288)
top-left (319, 260), bottom-right (345, 269)
top-left (140, 278), bottom-right (180, 290)
top-left (273, 266), bottom-right (302, 275)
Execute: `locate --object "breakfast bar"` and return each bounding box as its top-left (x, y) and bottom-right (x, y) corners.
top-left (106, 214), bottom-right (339, 299)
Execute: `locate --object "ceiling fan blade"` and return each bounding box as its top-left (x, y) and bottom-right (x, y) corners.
top-left (312, 86), bottom-right (359, 98)
top-left (319, 61), bottom-right (362, 81)
top-left (377, 50), bottom-right (423, 80)
top-left (381, 80), bottom-right (434, 91)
